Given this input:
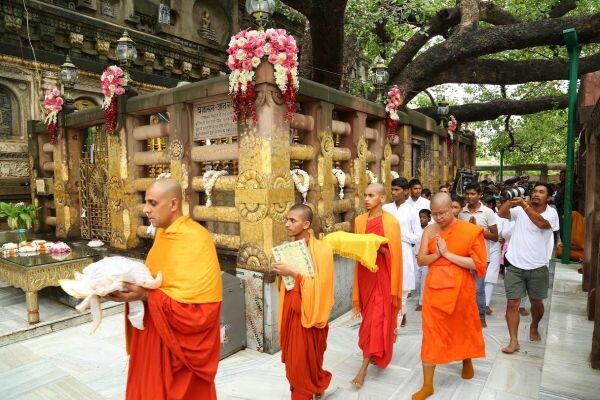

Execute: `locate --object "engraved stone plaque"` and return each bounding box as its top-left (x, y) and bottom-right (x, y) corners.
top-left (193, 100), bottom-right (237, 141)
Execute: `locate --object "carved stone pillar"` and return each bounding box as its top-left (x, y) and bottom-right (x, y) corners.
top-left (235, 62), bottom-right (294, 354)
top-left (398, 124), bottom-right (412, 178)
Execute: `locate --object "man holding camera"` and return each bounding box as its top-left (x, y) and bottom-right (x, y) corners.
top-left (498, 183), bottom-right (559, 354)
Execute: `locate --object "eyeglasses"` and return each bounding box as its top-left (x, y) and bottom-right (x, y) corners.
top-left (431, 209), bottom-right (451, 218)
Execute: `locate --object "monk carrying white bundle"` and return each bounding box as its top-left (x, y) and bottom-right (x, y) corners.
top-left (60, 256), bottom-right (162, 332)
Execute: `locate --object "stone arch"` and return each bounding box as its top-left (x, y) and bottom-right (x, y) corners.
top-left (191, 0), bottom-right (231, 46)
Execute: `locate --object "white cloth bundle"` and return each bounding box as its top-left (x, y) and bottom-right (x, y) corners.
top-left (60, 256), bottom-right (162, 333)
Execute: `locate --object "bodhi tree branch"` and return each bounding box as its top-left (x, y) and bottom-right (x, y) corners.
top-left (427, 52), bottom-right (600, 86)
top-left (415, 95), bottom-right (568, 122)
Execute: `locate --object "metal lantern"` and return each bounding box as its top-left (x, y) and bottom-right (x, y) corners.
top-left (371, 55), bottom-right (389, 102)
top-left (59, 55), bottom-right (78, 102)
top-left (245, 0), bottom-right (276, 30)
top-left (116, 30), bottom-right (138, 67)
top-left (437, 98), bottom-right (450, 126)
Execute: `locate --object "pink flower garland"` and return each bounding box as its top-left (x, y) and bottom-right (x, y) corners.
top-left (447, 115), bottom-right (458, 154)
top-left (226, 28), bottom-right (299, 123)
top-left (100, 65), bottom-right (125, 134)
top-left (385, 85), bottom-right (404, 142)
top-left (43, 87), bottom-right (63, 145)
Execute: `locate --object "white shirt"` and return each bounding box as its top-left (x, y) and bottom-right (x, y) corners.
top-left (383, 202), bottom-right (423, 291)
top-left (406, 196), bottom-right (430, 212)
top-left (505, 205), bottom-right (559, 270)
top-left (458, 202), bottom-right (497, 261)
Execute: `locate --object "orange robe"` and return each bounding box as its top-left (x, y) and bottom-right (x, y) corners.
top-left (352, 212), bottom-right (402, 368)
top-left (278, 235), bottom-right (335, 399)
top-left (421, 220), bottom-right (486, 364)
top-left (126, 216), bottom-right (223, 400)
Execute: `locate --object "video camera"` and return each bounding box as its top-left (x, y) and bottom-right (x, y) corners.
top-left (451, 168), bottom-right (479, 197)
top-left (502, 175), bottom-right (531, 200)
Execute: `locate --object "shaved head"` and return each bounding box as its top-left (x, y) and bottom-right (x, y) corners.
top-left (431, 192), bottom-right (452, 209)
top-left (289, 204), bottom-right (313, 224)
top-left (367, 183), bottom-right (385, 196)
top-left (148, 178), bottom-right (183, 203)
top-left (144, 178), bottom-right (183, 228)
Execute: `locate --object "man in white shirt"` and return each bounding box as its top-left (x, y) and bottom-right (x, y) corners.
top-left (406, 179), bottom-right (430, 211)
top-left (498, 183), bottom-right (559, 354)
top-left (458, 183), bottom-right (497, 328)
top-left (383, 177), bottom-right (423, 329)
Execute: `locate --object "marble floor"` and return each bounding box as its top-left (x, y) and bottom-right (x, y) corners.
top-left (0, 282), bottom-right (122, 347)
top-left (0, 261), bottom-right (598, 399)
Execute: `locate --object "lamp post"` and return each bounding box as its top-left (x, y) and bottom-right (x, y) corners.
top-left (116, 30), bottom-right (137, 89)
top-left (59, 55), bottom-right (78, 112)
top-left (245, 0), bottom-right (276, 31)
top-left (371, 55), bottom-right (389, 103)
top-left (437, 98), bottom-right (450, 127)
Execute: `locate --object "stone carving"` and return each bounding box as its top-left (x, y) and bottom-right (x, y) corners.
top-left (181, 62), bottom-right (192, 75)
top-left (321, 212), bottom-right (336, 233)
top-left (108, 176), bottom-right (124, 212)
top-left (384, 143), bottom-right (392, 160)
top-left (357, 137), bottom-right (368, 160)
top-left (164, 57), bottom-right (174, 70)
top-left (54, 182), bottom-right (66, 207)
top-left (95, 40), bottom-right (110, 56)
top-left (4, 15), bottom-right (22, 31)
top-left (69, 33), bottom-right (84, 49)
top-left (202, 66), bottom-right (211, 78)
top-left (268, 171), bottom-right (294, 223)
top-left (198, 10), bottom-right (218, 42)
top-left (168, 138), bottom-right (183, 160)
top-left (321, 134), bottom-right (334, 157)
top-left (143, 52), bottom-right (156, 66)
top-left (0, 161), bottom-right (29, 178)
top-left (235, 169), bottom-right (268, 223)
top-left (237, 243), bottom-right (269, 272)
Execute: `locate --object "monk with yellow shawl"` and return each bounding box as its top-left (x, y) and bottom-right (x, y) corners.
top-left (106, 178), bottom-right (223, 400)
top-left (412, 193), bottom-right (487, 400)
top-left (273, 204), bottom-right (334, 399)
top-left (350, 183), bottom-right (402, 389)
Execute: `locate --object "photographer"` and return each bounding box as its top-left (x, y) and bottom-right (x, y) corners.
top-left (497, 183), bottom-right (559, 354)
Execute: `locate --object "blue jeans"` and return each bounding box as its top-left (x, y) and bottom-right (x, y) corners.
top-left (476, 275), bottom-right (486, 320)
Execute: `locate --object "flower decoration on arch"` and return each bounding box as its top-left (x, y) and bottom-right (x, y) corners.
top-left (100, 65), bottom-right (126, 134)
top-left (385, 85), bottom-right (404, 142)
top-left (226, 28), bottom-right (299, 124)
top-left (43, 87), bottom-right (63, 145)
top-left (447, 115), bottom-right (458, 154)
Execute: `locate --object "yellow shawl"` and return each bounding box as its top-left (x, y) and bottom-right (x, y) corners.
top-left (146, 216), bottom-right (223, 303)
top-left (322, 231), bottom-right (389, 272)
top-left (277, 235), bottom-right (335, 331)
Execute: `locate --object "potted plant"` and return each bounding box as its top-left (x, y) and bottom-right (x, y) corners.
top-left (0, 202), bottom-right (39, 242)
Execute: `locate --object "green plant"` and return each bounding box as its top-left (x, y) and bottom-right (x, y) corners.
top-left (0, 202), bottom-right (39, 230)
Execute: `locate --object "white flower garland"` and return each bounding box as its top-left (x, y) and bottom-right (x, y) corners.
top-left (390, 171), bottom-right (400, 180)
top-left (366, 170), bottom-right (378, 184)
top-left (332, 168), bottom-right (346, 200)
top-left (203, 170), bottom-right (228, 207)
top-left (290, 169), bottom-right (310, 204)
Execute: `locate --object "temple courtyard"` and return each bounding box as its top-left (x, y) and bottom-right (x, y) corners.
top-left (0, 260), bottom-right (598, 400)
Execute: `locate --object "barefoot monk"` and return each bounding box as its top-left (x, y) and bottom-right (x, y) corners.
top-left (107, 178), bottom-right (223, 400)
top-left (351, 183), bottom-right (403, 388)
top-left (412, 193), bottom-right (487, 400)
top-left (273, 204), bottom-right (335, 399)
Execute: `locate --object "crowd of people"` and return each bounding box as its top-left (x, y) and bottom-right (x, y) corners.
top-left (104, 173), bottom-right (563, 400)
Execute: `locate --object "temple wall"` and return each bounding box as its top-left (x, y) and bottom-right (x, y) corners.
top-left (29, 63), bottom-right (476, 353)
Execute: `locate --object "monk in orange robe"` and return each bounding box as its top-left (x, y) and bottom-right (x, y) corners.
top-left (412, 193), bottom-right (487, 400)
top-left (106, 178), bottom-right (223, 400)
top-left (351, 183), bottom-right (402, 388)
top-left (273, 204), bottom-right (335, 400)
